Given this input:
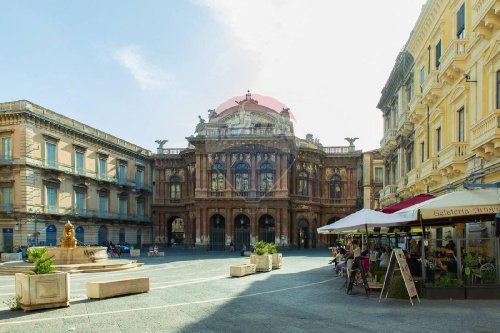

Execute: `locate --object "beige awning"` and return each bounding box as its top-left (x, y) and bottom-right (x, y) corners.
top-left (396, 189), bottom-right (500, 220)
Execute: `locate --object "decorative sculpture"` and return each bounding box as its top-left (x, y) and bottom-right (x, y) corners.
top-left (155, 140), bottom-right (168, 149)
top-left (60, 221), bottom-right (77, 249)
top-left (344, 137), bottom-right (359, 147)
top-left (195, 116), bottom-right (207, 133)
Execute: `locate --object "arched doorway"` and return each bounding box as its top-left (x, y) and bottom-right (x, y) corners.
top-left (233, 214), bottom-right (250, 251)
top-left (259, 214), bottom-right (275, 243)
top-left (46, 225), bottom-right (57, 246)
top-left (209, 214), bottom-right (225, 251)
top-left (75, 226), bottom-right (84, 245)
top-left (98, 225), bottom-right (108, 246)
top-left (136, 228), bottom-right (142, 248)
top-left (119, 228), bottom-right (125, 244)
top-left (298, 219), bottom-right (309, 249)
top-left (166, 216), bottom-right (184, 246)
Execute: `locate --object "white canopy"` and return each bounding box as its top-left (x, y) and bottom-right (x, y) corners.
top-left (396, 188), bottom-right (500, 220)
top-left (317, 208), bottom-right (414, 234)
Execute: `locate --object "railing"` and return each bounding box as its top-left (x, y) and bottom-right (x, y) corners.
top-left (135, 182), bottom-right (153, 191)
top-left (407, 167), bottom-right (420, 186)
top-left (43, 160), bottom-right (73, 173)
top-left (438, 143), bottom-right (468, 169)
top-left (321, 146), bottom-right (356, 154)
top-left (235, 191), bottom-right (249, 198)
top-left (440, 39), bottom-right (468, 76)
top-left (44, 206), bottom-right (70, 215)
top-left (422, 70), bottom-right (442, 102)
top-left (210, 191), bottom-right (224, 197)
top-left (470, 110), bottom-right (500, 149)
top-left (205, 127), bottom-right (281, 138)
top-left (156, 148), bottom-right (184, 155)
top-left (135, 215), bottom-right (150, 222)
top-left (420, 157), bottom-right (439, 179)
top-left (380, 185), bottom-right (397, 199)
top-left (380, 129), bottom-right (397, 149)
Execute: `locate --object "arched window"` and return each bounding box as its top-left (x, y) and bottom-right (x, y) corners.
top-left (330, 174), bottom-right (342, 199)
top-left (259, 162), bottom-right (274, 194)
top-left (298, 171), bottom-right (308, 196)
top-left (75, 226), bottom-right (84, 245)
top-left (211, 163), bottom-right (225, 192)
top-left (170, 175), bottom-right (181, 199)
top-left (235, 163), bottom-right (249, 195)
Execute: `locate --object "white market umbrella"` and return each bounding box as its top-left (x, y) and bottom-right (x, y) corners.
top-left (317, 208), bottom-right (414, 234)
top-left (396, 189), bottom-right (500, 220)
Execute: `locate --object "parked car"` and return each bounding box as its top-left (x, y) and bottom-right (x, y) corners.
top-left (117, 242), bottom-right (130, 253)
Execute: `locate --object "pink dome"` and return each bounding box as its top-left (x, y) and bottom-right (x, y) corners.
top-left (215, 93), bottom-right (287, 114)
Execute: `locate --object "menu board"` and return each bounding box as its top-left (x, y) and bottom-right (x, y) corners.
top-left (379, 248), bottom-right (420, 305)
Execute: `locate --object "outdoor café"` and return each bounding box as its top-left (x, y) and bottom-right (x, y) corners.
top-left (318, 188), bottom-right (500, 299)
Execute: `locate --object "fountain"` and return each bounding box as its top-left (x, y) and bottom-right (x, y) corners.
top-left (46, 221), bottom-right (108, 264)
top-left (0, 221), bottom-right (142, 275)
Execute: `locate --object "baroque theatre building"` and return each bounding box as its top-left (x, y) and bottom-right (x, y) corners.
top-left (153, 92), bottom-right (366, 250)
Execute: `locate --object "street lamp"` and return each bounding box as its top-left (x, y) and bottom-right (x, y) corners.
top-left (28, 208), bottom-right (41, 246)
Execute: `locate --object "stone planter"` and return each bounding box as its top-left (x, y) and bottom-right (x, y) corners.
top-left (466, 285), bottom-right (500, 299)
top-left (250, 254), bottom-right (272, 272)
top-left (130, 249), bottom-right (141, 257)
top-left (15, 271), bottom-right (70, 311)
top-left (424, 287), bottom-right (465, 300)
top-left (230, 264), bottom-right (256, 277)
top-left (271, 253), bottom-right (282, 269)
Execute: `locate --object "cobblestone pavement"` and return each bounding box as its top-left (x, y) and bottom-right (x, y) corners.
top-left (0, 249), bottom-right (499, 333)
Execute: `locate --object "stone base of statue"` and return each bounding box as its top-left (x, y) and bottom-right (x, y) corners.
top-left (46, 246), bottom-right (108, 264)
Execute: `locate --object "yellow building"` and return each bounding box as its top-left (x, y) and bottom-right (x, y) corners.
top-left (0, 100), bottom-right (153, 251)
top-left (378, 0), bottom-right (499, 207)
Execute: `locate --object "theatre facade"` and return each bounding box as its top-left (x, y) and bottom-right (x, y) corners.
top-left (153, 92), bottom-right (371, 249)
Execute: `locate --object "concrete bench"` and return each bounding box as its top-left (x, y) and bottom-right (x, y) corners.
top-left (86, 277), bottom-right (150, 299)
top-left (230, 264), bottom-right (256, 277)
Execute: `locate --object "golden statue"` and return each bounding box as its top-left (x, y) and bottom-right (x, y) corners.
top-left (60, 220), bottom-right (77, 248)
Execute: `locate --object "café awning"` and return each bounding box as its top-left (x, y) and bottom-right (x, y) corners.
top-left (317, 209), bottom-right (414, 233)
top-left (381, 194), bottom-right (434, 213)
top-left (396, 189), bottom-right (500, 220)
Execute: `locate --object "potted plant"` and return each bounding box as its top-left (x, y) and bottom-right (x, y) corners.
top-left (15, 247), bottom-right (70, 311)
top-left (130, 244), bottom-right (141, 257)
top-left (267, 243), bottom-right (282, 269)
top-left (250, 241), bottom-right (272, 272)
top-left (425, 273), bottom-right (465, 300)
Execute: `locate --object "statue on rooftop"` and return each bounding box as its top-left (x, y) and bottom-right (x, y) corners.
top-left (195, 115), bottom-right (207, 134)
top-left (344, 137), bottom-right (359, 147)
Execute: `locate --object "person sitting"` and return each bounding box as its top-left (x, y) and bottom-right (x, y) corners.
top-left (153, 245), bottom-right (159, 256)
top-left (379, 247), bottom-right (389, 267)
top-left (404, 250), bottom-right (421, 277)
top-left (148, 246), bottom-right (154, 257)
top-left (240, 243), bottom-right (247, 256)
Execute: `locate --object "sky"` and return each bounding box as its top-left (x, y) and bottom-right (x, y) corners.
top-left (0, 0), bottom-right (427, 153)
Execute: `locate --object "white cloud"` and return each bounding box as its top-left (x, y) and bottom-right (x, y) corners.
top-left (114, 45), bottom-right (177, 91)
top-left (199, 0), bottom-right (426, 150)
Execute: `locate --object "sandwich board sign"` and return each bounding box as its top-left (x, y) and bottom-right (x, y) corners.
top-left (379, 248), bottom-right (420, 305)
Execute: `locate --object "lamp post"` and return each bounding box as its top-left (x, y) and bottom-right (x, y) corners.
top-left (28, 208), bottom-right (41, 246)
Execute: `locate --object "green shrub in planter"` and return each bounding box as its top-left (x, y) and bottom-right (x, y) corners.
top-left (252, 241), bottom-right (269, 255)
top-left (27, 248), bottom-right (55, 275)
top-left (267, 243), bottom-right (278, 254)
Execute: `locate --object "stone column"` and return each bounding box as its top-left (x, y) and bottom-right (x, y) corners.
top-left (250, 153), bottom-right (256, 196)
top-left (225, 153), bottom-right (232, 196)
top-left (276, 153), bottom-right (281, 190)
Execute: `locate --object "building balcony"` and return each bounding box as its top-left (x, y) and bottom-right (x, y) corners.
top-left (397, 110), bottom-right (413, 138)
top-left (472, 0), bottom-right (499, 36)
top-left (438, 142), bottom-right (469, 177)
top-left (380, 129), bottom-right (397, 156)
top-left (0, 158), bottom-right (13, 166)
top-left (408, 94), bottom-right (426, 123)
top-left (204, 127), bottom-right (282, 138)
top-left (440, 39), bottom-right (468, 85)
top-left (156, 148), bottom-right (184, 155)
top-left (420, 157), bottom-right (441, 186)
top-left (406, 167), bottom-right (420, 187)
top-left (43, 206), bottom-right (70, 215)
top-left (43, 160), bottom-right (73, 174)
top-left (135, 182), bottom-right (153, 192)
top-left (380, 184), bottom-right (397, 199)
top-left (421, 70), bottom-right (443, 106)
top-left (135, 215), bottom-right (151, 222)
top-left (470, 110), bottom-right (500, 160)
top-left (397, 176), bottom-right (408, 193)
